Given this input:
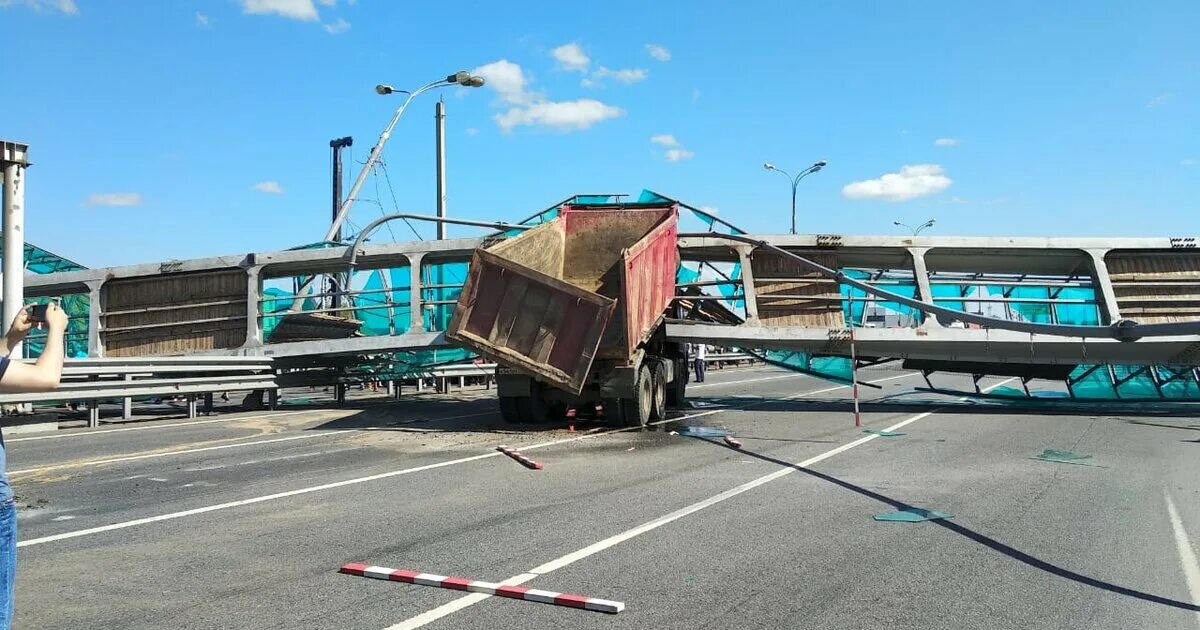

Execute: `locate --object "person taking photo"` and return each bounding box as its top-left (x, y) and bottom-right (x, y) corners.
top-left (0, 303), bottom-right (69, 629)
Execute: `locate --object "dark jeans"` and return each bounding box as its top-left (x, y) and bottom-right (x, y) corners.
top-left (0, 498), bottom-right (15, 630)
top-left (693, 358), bottom-right (706, 382)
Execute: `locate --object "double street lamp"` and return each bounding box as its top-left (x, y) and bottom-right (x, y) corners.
top-left (894, 219), bottom-right (936, 236)
top-left (325, 71), bottom-right (486, 243)
top-left (763, 160), bottom-right (827, 234)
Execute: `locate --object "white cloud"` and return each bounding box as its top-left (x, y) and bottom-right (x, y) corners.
top-left (698, 206), bottom-right (718, 215)
top-left (934, 138), bottom-right (958, 146)
top-left (323, 17), bottom-right (349, 33)
top-left (473, 59), bottom-right (536, 105)
top-left (85, 193), bottom-right (142, 207)
top-left (1183, 158), bottom-right (1197, 167)
top-left (645, 44), bottom-right (671, 62)
top-left (0, 0), bottom-right (77, 13)
top-left (665, 148), bottom-right (694, 162)
top-left (650, 134), bottom-right (679, 147)
top-left (240, 0), bottom-right (318, 21)
top-left (1147, 93), bottom-right (1170, 108)
top-left (586, 66), bottom-right (647, 86)
top-left (476, 59), bottom-right (623, 134)
top-left (651, 134), bottom-right (693, 161)
top-left (252, 181), bottom-right (285, 194)
top-left (842, 164), bottom-right (952, 202)
top-left (195, 11), bottom-right (211, 27)
top-left (465, 127), bottom-right (480, 136)
top-left (316, 0), bottom-right (336, 4)
top-left (495, 99), bottom-right (624, 133)
top-left (552, 42), bottom-right (590, 72)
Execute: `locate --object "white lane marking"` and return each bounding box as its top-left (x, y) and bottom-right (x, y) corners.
top-left (7, 432), bottom-right (350, 476)
top-left (1165, 491), bottom-right (1200, 625)
top-left (5, 411), bottom-right (315, 443)
top-left (690, 373), bottom-right (803, 389)
top-left (382, 376), bottom-right (1012, 630)
top-left (17, 373), bottom-right (915, 548)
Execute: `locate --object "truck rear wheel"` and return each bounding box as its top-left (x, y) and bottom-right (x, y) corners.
top-left (520, 391), bottom-right (552, 424)
top-left (618, 365), bottom-right (654, 428)
top-left (649, 363), bottom-right (667, 421)
top-left (665, 358), bottom-right (687, 408)
top-left (499, 396), bottom-right (523, 424)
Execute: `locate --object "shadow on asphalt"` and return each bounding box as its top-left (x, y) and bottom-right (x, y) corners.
top-left (688, 436), bottom-right (1200, 614)
top-left (724, 395), bottom-right (1200, 419)
top-left (306, 396), bottom-right (598, 434)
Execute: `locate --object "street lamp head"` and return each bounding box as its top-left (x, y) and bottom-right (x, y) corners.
top-left (813, 160), bottom-right (828, 170)
top-left (375, 84), bottom-right (396, 95)
top-left (446, 71), bottom-right (486, 87)
top-left (763, 163), bottom-right (776, 171)
top-left (893, 221), bottom-right (903, 226)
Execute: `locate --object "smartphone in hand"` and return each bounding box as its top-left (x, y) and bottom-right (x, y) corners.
top-left (30, 304), bottom-right (49, 324)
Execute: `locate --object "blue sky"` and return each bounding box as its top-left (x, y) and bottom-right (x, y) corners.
top-left (1, 0), bottom-right (1197, 267)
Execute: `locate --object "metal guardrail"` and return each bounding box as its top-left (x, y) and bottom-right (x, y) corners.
top-left (0, 357), bottom-right (276, 427)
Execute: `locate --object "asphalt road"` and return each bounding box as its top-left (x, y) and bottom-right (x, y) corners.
top-left (7, 365), bottom-right (1200, 629)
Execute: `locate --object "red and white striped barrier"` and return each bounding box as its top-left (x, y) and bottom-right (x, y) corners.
top-left (339, 563), bottom-right (624, 614)
top-left (497, 445), bottom-right (543, 470)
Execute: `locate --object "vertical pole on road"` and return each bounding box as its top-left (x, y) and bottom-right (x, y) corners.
top-left (2, 141), bottom-right (30, 362)
top-left (850, 328), bottom-right (861, 427)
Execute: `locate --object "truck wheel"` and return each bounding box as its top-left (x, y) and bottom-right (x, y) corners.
top-left (521, 389), bottom-right (552, 424)
top-left (649, 362), bottom-right (667, 421)
top-left (618, 365), bottom-right (654, 428)
top-left (499, 396), bottom-right (523, 424)
top-left (665, 358), bottom-right (687, 408)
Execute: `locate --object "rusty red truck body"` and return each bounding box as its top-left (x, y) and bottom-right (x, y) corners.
top-left (447, 201), bottom-right (684, 426)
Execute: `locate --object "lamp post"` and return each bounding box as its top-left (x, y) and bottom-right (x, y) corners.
top-left (324, 71), bottom-right (486, 243)
top-left (763, 160), bottom-right (826, 235)
top-left (894, 219), bottom-right (935, 236)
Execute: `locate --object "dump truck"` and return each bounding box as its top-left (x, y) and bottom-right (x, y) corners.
top-left (446, 201), bottom-right (685, 427)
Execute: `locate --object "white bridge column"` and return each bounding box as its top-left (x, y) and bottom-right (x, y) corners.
top-left (1, 141), bottom-right (30, 356)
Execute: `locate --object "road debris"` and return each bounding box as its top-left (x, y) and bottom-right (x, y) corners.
top-left (1033, 449), bottom-right (1105, 467)
top-left (723, 436), bottom-right (743, 448)
top-left (874, 508), bottom-right (953, 522)
top-left (496, 445), bottom-right (543, 470)
top-left (862, 428), bottom-right (905, 437)
top-left (677, 426), bottom-right (729, 438)
top-left (339, 563), bottom-right (624, 614)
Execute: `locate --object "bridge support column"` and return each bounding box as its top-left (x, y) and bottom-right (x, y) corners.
top-left (85, 280), bottom-right (105, 357)
top-left (734, 246), bottom-right (760, 324)
top-left (907, 247), bottom-right (941, 329)
top-left (244, 266), bottom-right (264, 347)
top-left (1086, 249), bottom-right (1122, 324)
top-left (267, 388), bottom-right (278, 410)
top-left (336, 383), bottom-right (346, 405)
top-left (408, 252), bottom-right (425, 332)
